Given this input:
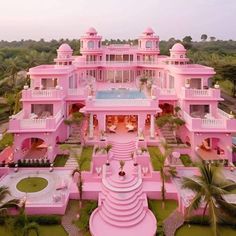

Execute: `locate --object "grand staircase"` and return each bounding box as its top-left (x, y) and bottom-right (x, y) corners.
top-left (160, 124), bottom-right (177, 144)
top-left (89, 161), bottom-right (157, 236)
top-left (109, 141), bottom-right (136, 160)
top-left (65, 124), bottom-right (81, 144)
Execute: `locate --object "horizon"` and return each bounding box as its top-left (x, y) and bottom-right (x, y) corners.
top-left (0, 0), bottom-right (235, 41)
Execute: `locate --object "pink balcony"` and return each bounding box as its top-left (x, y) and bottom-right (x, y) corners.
top-left (9, 110), bottom-right (64, 132)
top-left (156, 87), bottom-right (177, 100)
top-left (182, 110), bottom-right (236, 131)
top-left (67, 88), bottom-right (87, 100)
top-left (22, 89), bottom-right (65, 100)
top-left (181, 87), bottom-right (221, 100)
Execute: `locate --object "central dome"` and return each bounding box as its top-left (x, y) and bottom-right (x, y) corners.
top-left (58, 43), bottom-right (73, 52)
top-left (171, 43), bottom-right (186, 52)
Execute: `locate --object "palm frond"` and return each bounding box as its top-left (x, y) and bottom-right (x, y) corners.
top-left (181, 177), bottom-right (202, 193)
top-left (186, 192), bottom-right (202, 217)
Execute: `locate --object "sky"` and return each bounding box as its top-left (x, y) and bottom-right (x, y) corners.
top-left (0, 0), bottom-right (235, 41)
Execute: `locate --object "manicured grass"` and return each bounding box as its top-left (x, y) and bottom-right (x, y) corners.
top-left (53, 155), bottom-right (69, 167)
top-left (148, 200), bottom-right (178, 223)
top-left (148, 146), bottom-right (163, 171)
top-left (16, 177), bottom-right (48, 193)
top-left (0, 225), bottom-right (68, 236)
top-left (79, 146), bottom-right (93, 171)
top-left (0, 133), bottom-right (13, 151)
top-left (74, 200), bottom-right (98, 236)
top-left (180, 154), bottom-right (193, 167)
top-left (176, 224), bottom-right (236, 236)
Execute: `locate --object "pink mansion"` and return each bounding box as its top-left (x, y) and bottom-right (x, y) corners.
top-left (8, 27), bottom-right (236, 163)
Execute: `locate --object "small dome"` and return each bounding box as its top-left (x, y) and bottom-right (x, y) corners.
top-left (143, 27), bottom-right (154, 35)
top-left (58, 43), bottom-right (73, 52)
top-left (86, 27), bottom-right (97, 35)
top-left (171, 43), bottom-right (186, 52)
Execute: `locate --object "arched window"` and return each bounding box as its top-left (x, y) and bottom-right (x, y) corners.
top-left (88, 41), bottom-right (94, 49)
top-left (146, 41), bottom-right (152, 49)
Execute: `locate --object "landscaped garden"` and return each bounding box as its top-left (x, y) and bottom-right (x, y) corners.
top-left (79, 146), bottom-right (93, 171)
top-left (16, 177), bottom-right (48, 193)
top-left (148, 146), bottom-right (163, 171)
top-left (53, 155), bottom-right (69, 167)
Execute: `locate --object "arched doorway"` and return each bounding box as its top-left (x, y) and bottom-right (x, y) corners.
top-left (21, 137), bottom-right (48, 159)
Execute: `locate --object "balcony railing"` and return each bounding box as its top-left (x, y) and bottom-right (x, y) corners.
top-left (22, 89), bottom-right (64, 100)
top-left (77, 60), bottom-right (158, 66)
top-left (181, 87), bottom-right (221, 99)
top-left (9, 110), bottom-right (64, 131)
top-left (182, 111), bottom-right (234, 129)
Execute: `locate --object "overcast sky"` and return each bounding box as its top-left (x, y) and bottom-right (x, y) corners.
top-left (0, 0), bottom-right (235, 41)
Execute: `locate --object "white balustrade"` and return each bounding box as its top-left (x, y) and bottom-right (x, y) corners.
top-left (32, 90), bottom-right (53, 97)
top-left (201, 119), bottom-right (226, 128)
top-left (217, 108), bottom-right (232, 119)
top-left (20, 119), bottom-right (46, 129)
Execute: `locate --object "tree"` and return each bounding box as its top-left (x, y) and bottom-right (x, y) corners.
top-left (182, 164), bottom-right (236, 236)
top-left (217, 64), bottom-right (236, 97)
top-left (0, 186), bottom-right (20, 215)
top-left (210, 36), bottom-right (216, 41)
top-left (14, 200), bottom-right (39, 236)
top-left (4, 57), bottom-right (22, 87)
top-left (60, 144), bottom-right (86, 209)
top-left (154, 143), bottom-right (177, 208)
top-left (156, 106), bottom-right (185, 143)
top-left (182, 36), bottom-right (192, 43)
top-left (201, 34), bottom-right (208, 41)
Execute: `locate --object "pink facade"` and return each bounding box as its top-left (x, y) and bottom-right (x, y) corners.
top-left (7, 27), bottom-right (236, 163)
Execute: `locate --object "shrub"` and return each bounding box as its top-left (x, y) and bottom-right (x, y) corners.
top-left (28, 215), bottom-right (61, 225)
top-left (180, 154), bottom-right (193, 167)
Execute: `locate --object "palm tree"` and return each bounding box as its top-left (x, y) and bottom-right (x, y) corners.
top-left (182, 164), bottom-right (236, 236)
top-left (14, 200), bottom-right (39, 236)
top-left (0, 186), bottom-right (20, 215)
top-left (155, 143), bottom-right (177, 208)
top-left (4, 57), bottom-right (22, 87)
top-left (60, 144), bottom-right (86, 209)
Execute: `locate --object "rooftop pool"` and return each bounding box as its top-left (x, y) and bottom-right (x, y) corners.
top-left (96, 89), bottom-right (146, 99)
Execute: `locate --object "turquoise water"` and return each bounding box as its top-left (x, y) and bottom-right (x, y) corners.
top-left (96, 89), bottom-right (146, 99)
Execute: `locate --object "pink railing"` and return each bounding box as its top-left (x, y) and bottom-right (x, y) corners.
top-left (182, 111), bottom-right (227, 129)
top-left (181, 87), bottom-right (221, 99)
top-left (22, 89), bottom-right (64, 99)
top-left (9, 110), bottom-right (64, 131)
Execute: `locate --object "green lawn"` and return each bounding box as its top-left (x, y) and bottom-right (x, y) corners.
top-left (148, 200), bottom-right (178, 223)
top-left (79, 146), bottom-right (93, 171)
top-left (176, 224), bottom-right (236, 236)
top-left (53, 155), bottom-right (69, 167)
top-left (16, 177), bottom-right (48, 193)
top-left (0, 225), bottom-right (68, 236)
top-left (74, 200), bottom-right (98, 236)
top-left (148, 146), bottom-right (163, 171)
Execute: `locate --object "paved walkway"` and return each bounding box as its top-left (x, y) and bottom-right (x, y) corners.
top-left (62, 202), bottom-right (83, 236)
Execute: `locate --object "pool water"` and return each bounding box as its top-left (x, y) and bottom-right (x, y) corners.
top-left (96, 89), bottom-right (146, 99)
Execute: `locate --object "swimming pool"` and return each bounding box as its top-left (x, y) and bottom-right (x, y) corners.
top-left (96, 89), bottom-right (146, 99)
